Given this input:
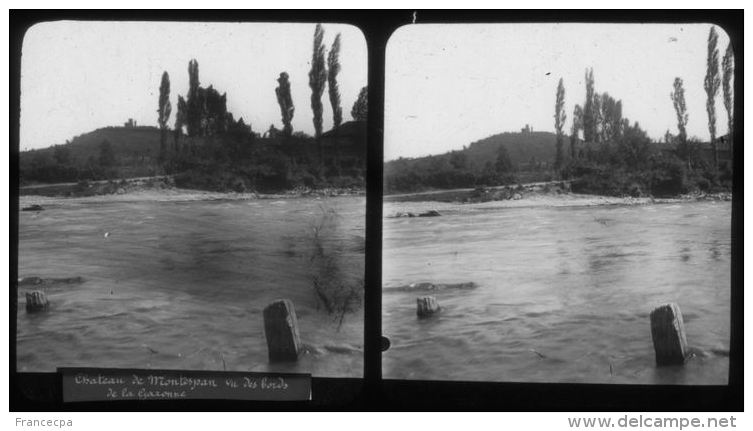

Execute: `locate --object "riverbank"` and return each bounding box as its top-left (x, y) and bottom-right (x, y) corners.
top-left (19, 177), bottom-right (364, 207)
top-left (384, 184), bottom-right (730, 218)
top-left (20, 178), bottom-right (730, 210)
top-left (386, 181), bottom-right (729, 208)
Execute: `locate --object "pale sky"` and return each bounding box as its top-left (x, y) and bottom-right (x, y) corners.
top-left (385, 23), bottom-right (734, 161)
top-left (20, 21), bottom-right (367, 150)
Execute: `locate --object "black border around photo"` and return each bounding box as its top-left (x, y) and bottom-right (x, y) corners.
top-left (9, 9), bottom-right (743, 411)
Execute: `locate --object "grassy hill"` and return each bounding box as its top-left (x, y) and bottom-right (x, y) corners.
top-left (384, 131), bottom-right (561, 193)
top-left (387, 131), bottom-right (559, 172)
top-left (19, 126), bottom-right (164, 185)
top-left (21, 126), bottom-right (161, 165)
top-left (464, 131), bottom-right (558, 167)
top-left (62, 126), bottom-right (161, 160)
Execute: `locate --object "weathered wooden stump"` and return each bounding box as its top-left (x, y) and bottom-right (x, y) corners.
top-left (263, 299), bottom-right (301, 362)
top-left (417, 296), bottom-right (440, 318)
top-left (650, 303), bottom-right (688, 366)
top-left (25, 291), bottom-right (49, 313)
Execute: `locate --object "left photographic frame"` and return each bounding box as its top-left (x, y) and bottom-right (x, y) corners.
top-left (16, 20), bottom-right (368, 379)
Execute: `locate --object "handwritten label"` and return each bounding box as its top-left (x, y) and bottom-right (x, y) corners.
top-left (59, 368), bottom-right (310, 402)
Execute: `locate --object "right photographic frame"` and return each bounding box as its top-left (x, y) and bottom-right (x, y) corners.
top-left (382, 23), bottom-right (735, 385)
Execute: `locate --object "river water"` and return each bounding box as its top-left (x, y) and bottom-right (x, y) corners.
top-left (383, 200), bottom-right (731, 384)
top-left (17, 195), bottom-right (365, 377)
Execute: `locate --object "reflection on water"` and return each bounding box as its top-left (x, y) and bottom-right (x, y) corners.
top-left (17, 196), bottom-right (365, 377)
top-left (383, 201), bottom-right (730, 384)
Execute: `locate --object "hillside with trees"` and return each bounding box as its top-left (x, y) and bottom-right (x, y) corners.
top-left (19, 23), bottom-right (368, 195)
top-left (385, 27), bottom-right (734, 198)
top-left (384, 130), bottom-right (560, 194)
top-left (559, 28), bottom-right (733, 198)
top-left (19, 126), bottom-right (163, 184)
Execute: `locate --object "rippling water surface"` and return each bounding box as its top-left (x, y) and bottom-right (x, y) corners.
top-left (383, 201), bottom-right (731, 384)
top-left (17, 196), bottom-right (365, 377)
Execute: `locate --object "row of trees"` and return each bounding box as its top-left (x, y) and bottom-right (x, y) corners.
top-left (275, 24), bottom-right (368, 136)
top-left (553, 71), bottom-right (638, 167)
top-left (669, 27), bottom-right (734, 170)
top-left (705, 27), bottom-right (735, 166)
top-left (550, 26), bottom-right (734, 196)
top-left (156, 24), bottom-right (368, 167)
top-left (157, 62), bottom-right (255, 164)
top-left (554, 27), bottom-right (734, 172)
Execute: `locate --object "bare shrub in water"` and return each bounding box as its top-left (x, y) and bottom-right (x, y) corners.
top-left (308, 204), bottom-right (363, 328)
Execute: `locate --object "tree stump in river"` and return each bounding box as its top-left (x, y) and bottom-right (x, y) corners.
top-left (25, 291), bottom-right (49, 313)
top-left (263, 299), bottom-right (301, 362)
top-left (417, 296), bottom-right (440, 318)
top-left (650, 303), bottom-right (688, 366)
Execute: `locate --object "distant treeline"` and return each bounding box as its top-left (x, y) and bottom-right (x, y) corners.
top-left (19, 123), bottom-right (367, 193)
top-left (384, 143), bottom-right (518, 194)
top-left (171, 122), bottom-right (366, 193)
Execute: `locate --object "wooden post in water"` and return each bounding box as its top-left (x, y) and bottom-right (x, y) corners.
top-left (263, 299), bottom-right (301, 362)
top-left (650, 303), bottom-right (688, 366)
top-left (25, 291), bottom-right (49, 313)
top-left (417, 296), bottom-right (440, 318)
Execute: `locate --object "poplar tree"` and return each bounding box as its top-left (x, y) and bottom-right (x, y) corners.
top-left (570, 104), bottom-right (583, 159)
top-left (351, 86), bottom-right (368, 121)
top-left (174, 96), bottom-right (187, 153)
top-left (309, 23), bottom-right (327, 139)
top-left (704, 27), bottom-right (721, 169)
top-left (592, 93), bottom-right (602, 144)
top-left (327, 33), bottom-right (343, 128)
top-left (582, 68), bottom-right (596, 143)
top-left (275, 72), bottom-right (295, 136)
top-left (722, 42), bottom-right (734, 159)
top-left (554, 78), bottom-right (567, 171)
top-left (670, 77), bottom-right (689, 147)
top-left (186, 59), bottom-right (202, 137)
top-left (157, 71), bottom-right (172, 164)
